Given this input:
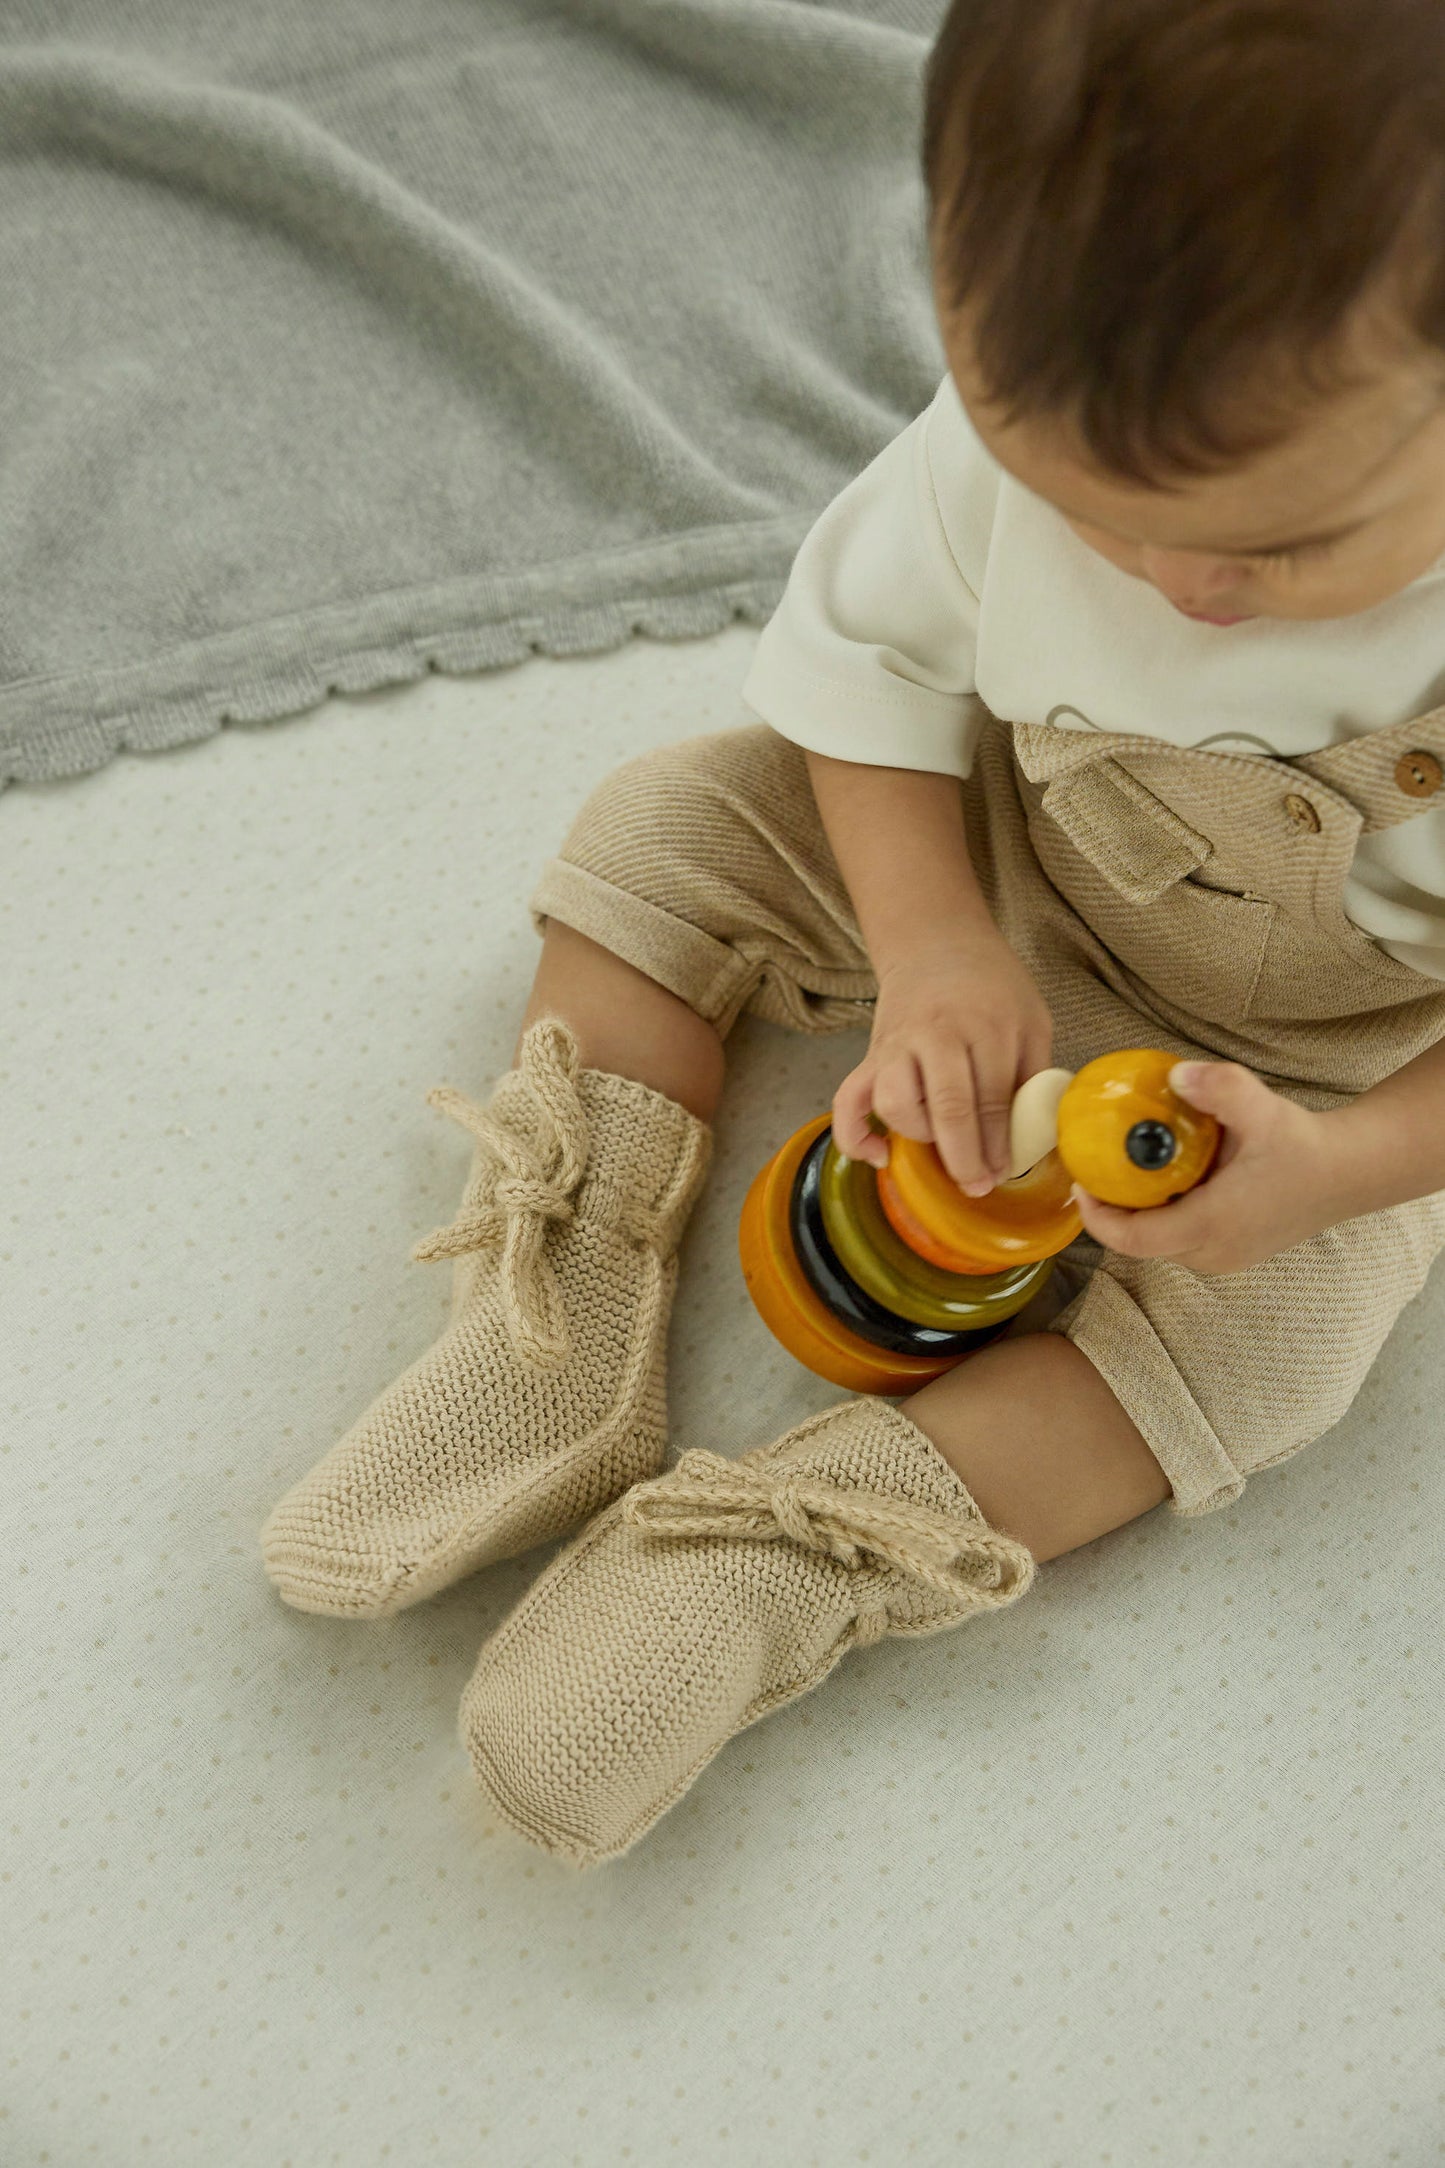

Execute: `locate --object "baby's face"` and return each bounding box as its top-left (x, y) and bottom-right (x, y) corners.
top-left (939, 298), bottom-right (1445, 625)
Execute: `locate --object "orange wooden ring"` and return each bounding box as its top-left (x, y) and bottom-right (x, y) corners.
top-left (739, 1116), bottom-right (965, 1394)
top-left (880, 1135), bottom-right (1082, 1271)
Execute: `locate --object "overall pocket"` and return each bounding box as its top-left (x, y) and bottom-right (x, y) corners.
top-left (1023, 761), bottom-right (1277, 1027)
top-left (1248, 882), bottom-right (1442, 1022)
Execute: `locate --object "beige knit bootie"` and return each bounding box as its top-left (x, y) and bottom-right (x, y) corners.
top-left (458, 1395), bottom-right (1036, 1867)
top-left (261, 1017), bottom-right (712, 1618)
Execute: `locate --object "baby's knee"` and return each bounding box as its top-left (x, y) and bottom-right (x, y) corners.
top-left (1053, 1237), bottom-right (1435, 1518)
top-left (556, 725), bottom-right (809, 898)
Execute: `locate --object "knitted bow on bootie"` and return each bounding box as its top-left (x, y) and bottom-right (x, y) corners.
top-left (410, 1018), bottom-right (592, 1369)
top-left (458, 1396), bottom-right (1036, 1866)
top-left (623, 1446), bottom-right (1031, 1645)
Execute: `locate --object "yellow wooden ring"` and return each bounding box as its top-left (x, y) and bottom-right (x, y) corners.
top-left (738, 1116), bottom-right (965, 1394)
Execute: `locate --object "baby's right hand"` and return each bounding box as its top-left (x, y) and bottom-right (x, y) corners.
top-left (832, 926), bottom-right (1054, 1195)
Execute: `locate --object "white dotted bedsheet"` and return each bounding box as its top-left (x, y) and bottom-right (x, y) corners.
top-left (5, 626), bottom-right (1443, 2166)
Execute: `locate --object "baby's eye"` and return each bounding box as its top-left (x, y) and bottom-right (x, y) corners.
top-left (1246, 536), bottom-right (1339, 571)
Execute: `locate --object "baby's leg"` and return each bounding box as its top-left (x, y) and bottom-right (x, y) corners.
top-left (515, 920), bottom-right (724, 1122)
top-left (903, 1333), bottom-right (1169, 1563)
top-left (263, 724), bottom-right (854, 1616)
top-left (516, 735), bottom-right (1169, 1557)
top-left (518, 730), bottom-right (1172, 1550)
top-left (457, 1266), bottom-right (1171, 1869)
top-left (456, 1183), bottom-right (1445, 1867)
top-left (519, 924), bottom-right (1172, 1557)
top-left (957, 1183), bottom-right (1445, 1545)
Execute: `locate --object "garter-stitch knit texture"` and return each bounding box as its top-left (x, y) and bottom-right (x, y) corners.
top-left (458, 1396), bottom-right (1035, 1866)
top-left (261, 1018), bottom-right (712, 1617)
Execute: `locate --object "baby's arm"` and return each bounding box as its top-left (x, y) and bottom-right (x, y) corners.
top-left (804, 746), bottom-right (1052, 1194)
top-left (1329, 1033), bottom-right (1445, 1209)
top-left (739, 379), bottom-right (1044, 1189)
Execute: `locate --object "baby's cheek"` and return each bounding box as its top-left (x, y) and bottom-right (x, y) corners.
top-left (1288, 516), bottom-right (1445, 618)
top-left (1267, 553), bottom-right (1427, 619)
top-left (1065, 520), bottom-right (1140, 576)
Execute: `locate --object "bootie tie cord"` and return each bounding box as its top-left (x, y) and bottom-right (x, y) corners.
top-left (622, 1444), bottom-right (1036, 1640)
top-left (410, 1019), bottom-right (590, 1370)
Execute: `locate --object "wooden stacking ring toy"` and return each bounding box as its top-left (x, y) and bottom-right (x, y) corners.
top-left (740, 1048), bottom-right (1219, 1392)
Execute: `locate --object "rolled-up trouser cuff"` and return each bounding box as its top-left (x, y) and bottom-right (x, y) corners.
top-left (530, 857), bottom-right (762, 1035)
top-left (1047, 1266), bottom-right (1245, 1517)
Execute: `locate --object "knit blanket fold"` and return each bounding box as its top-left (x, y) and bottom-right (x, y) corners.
top-left (0, 0), bottom-right (945, 790)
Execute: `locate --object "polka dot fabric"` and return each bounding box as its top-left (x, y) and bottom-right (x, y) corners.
top-left (4, 626), bottom-right (1444, 2164)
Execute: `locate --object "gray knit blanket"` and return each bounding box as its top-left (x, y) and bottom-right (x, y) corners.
top-left (0, 0), bottom-right (947, 789)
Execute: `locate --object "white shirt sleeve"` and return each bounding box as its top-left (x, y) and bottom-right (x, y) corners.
top-left (739, 373), bottom-right (996, 778)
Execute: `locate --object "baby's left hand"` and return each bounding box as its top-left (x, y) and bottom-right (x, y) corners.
top-left (1072, 1061), bottom-right (1349, 1275)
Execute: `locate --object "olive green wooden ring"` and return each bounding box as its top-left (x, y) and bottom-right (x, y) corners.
top-left (818, 1141), bottom-right (1051, 1330)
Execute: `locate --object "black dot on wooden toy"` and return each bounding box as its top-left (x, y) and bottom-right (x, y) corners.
top-left (1124, 1118), bottom-right (1178, 1169)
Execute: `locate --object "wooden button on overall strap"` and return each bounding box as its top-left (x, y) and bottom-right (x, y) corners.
top-left (1394, 749), bottom-right (1444, 798)
top-left (1290, 701), bottom-right (1445, 831)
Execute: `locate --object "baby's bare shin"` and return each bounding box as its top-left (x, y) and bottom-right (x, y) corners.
top-left (518, 920), bottom-right (725, 1121)
top-left (902, 1333), bottom-right (1170, 1563)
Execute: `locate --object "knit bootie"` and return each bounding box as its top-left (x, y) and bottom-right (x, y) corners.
top-left (457, 1396), bottom-right (1036, 1866)
top-left (261, 1018), bottom-right (712, 1618)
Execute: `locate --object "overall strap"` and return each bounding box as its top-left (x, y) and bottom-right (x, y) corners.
top-left (1288, 699), bottom-right (1445, 832)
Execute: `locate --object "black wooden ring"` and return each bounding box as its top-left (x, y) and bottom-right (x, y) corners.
top-left (789, 1130), bottom-right (1003, 1359)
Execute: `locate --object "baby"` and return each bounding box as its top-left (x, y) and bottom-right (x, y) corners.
top-left (262, 0), bottom-right (1445, 1865)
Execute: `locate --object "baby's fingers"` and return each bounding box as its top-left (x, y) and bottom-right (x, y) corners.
top-left (832, 1063), bottom-right (888, 1168)
top-left (968, 1040), bottom-right (1022, 1189)
top-left (914, 1054), bottom-right (993, 1195)
top-left (869, 1054), bottom-right (932, 1144)
top-left (1072, 1183), bottom-right (1214, 1261)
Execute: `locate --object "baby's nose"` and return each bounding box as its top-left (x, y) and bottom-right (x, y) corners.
top-left (1138, 546), bottom-right (1242, 610)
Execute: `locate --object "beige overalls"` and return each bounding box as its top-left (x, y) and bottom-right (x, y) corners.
top-left (528, 702), bottom-right (1445, 1516)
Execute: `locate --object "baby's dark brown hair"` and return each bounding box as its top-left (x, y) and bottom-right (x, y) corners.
top-left (922, 0), bottom-right (1445, 481)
